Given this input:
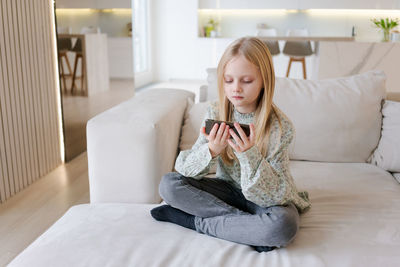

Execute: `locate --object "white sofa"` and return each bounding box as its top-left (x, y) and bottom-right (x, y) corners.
top-left (9, 71), bottom-right (400, 267)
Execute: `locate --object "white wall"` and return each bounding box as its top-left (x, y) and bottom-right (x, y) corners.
top-left (152, 0), bottom-right (215, 81)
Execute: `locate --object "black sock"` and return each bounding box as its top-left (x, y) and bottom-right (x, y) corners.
top-left (151, 204), bottom-right (196, 230)
top-left (251, 245), bottom-right (276, 253)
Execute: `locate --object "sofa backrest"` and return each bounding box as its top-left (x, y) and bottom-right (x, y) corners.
top-left (194, 69), bottom-right (386, 163)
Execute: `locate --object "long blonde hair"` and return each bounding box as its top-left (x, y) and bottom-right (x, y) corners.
top-left (217, 36), bottom-right (282, 165)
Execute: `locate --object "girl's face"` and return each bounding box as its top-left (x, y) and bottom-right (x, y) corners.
top-left (223, 55), bottom-right (263, 114)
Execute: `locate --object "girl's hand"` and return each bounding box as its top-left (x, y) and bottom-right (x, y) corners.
top-left (228, 123), bottom-right (256, 153)
top-left (201, 123), bottom-right (230, 158)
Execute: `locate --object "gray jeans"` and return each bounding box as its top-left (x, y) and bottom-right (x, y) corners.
top-left (159, 172), bottom-right (299, 247)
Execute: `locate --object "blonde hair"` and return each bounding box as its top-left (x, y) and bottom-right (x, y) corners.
top-left (217, 36), bottom-right (282, 165)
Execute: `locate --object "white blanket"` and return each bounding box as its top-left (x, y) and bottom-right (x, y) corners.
top-left (9, 162), bottom-right (400, 267)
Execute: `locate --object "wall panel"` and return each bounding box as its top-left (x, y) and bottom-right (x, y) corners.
top-left (0, 0), bottom-right (62, 203)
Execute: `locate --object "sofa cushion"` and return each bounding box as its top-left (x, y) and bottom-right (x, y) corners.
top-left (178, 98), bottom-right (216, 173)
top-left (179, 98), bottom-right (209, 151)
top-left (205, 69), bottom-right (386, 163)
top-left (9, 162), bottom-right (400, 267)
top-left (394, 173), bottom-right (400, 183)
top-left (206, 68), bottom-right (219, 101)
top-left (368, 100), bottom-right (400, 172)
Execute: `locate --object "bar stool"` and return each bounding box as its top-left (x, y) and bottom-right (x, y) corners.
top-left (57, 37), bottom-right (73, 92)
top-left (283, 29), bottom-right (313, 79)
top-left (57, 26), bottom-right (72, 93)
top-left (71, 27), bottom-right (100, 95)
top-left (71, 38), bottom-right (84, 95)
top-left (256, 28), bottom-right (280, 56)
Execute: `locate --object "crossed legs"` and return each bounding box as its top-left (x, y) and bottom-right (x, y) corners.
top-left (155, 172), bottom-right (299, 248)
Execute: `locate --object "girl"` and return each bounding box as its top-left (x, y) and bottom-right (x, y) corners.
top-left (151, 37), bottom-right (310, 252)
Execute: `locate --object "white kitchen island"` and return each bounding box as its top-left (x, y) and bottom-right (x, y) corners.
top-left (107, 37), bottom-right (133, 79)
top-left (318, 41), bottom-right (400, 94)
top-left (59, 33), bottom-right (109, 96)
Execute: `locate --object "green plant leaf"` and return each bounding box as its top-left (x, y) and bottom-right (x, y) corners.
top-left (371, 17), bottom-right (399, 30)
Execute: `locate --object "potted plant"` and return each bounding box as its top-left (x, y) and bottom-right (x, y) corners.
top-left (371, 18), bottom-right (399, 42)
top-left (204, 18), bottom-right (219, 38)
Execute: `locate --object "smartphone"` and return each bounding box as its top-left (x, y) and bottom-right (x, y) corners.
top-left (205, 119), bottom-right (251, 137)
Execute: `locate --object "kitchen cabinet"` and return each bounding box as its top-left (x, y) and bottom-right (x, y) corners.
top-left (198, 0), bottom-right (400, 9)
top-left (300, 0), bottom-right (400, 9)
top-left (198, 0), bottom-right (300, 9)
top-left (198, 0), bottom-right (217, 9)
top-left (56, 0), bottom-right (96, 8)
top-left (56, 0), bottom-right (130, 9)
top-left (96, 0), bottom-right (131, 8)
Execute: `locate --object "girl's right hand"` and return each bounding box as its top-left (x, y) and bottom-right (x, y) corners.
top-left (201, 122), bottom-right (230, 158)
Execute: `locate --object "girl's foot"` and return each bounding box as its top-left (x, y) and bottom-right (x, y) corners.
top-left (151, 204), bottom-right (196, 230)
top-left (251, 245), bottom-right (276, 253)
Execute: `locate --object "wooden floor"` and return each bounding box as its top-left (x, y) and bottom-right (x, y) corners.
top-left (0, 152), bottom-right (90, 266)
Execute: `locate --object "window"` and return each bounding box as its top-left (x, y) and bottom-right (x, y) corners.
top-left (132, 0), bottom-right (148, 73)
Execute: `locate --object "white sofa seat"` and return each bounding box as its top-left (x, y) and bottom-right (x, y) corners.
top-left (9, 161), bottom-right (400, 267)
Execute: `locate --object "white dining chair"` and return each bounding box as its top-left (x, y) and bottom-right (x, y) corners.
top-left (256, 28), bottom-right (280, 56)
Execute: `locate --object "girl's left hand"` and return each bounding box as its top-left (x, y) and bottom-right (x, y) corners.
top-left (228, 123), bottom-right (256, 153)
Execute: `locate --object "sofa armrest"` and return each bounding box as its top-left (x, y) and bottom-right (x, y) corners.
top-left (387, 92), bottom-right (400, 102)
top-left (87, 88), bottom-right (195, 204)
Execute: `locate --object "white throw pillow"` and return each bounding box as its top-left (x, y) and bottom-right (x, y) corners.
top-left (179, 98), bottom-right (209, 151)
top-left (368, 100), bottom-right (400, 172)
top-left (205, 69), bottom-right (386, 163)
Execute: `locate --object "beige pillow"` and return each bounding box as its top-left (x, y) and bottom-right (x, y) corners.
top-left (178, 98), bottom-right (218, 174)
top-left (393, 173), bottom-right (400, 183)
top-left (179, 98), bottom-right (209, 151)
top-left (368, 100), bottom-right (400, 172)
top-left (274, 71), bottom-right (386, 163)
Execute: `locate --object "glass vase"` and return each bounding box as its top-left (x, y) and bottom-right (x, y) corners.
top-left (383, 29), bottom-right (390, 42)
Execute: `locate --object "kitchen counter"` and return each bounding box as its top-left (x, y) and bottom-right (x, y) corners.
top-left (318, 41), bottom-right (400, 93)
top-left (197, 36), bottom-right (356, 79)
top-left (200, 36), bottom-right (355, 41)
top-left (254, 36), bottom-right (354, 42)
top-left (107, 37), bottom-right (133, 79)
top-left (258, 36), bottom-right (355, 56)
top-left (201, 36), bottom-right (355, 56)
top-left (58, 33), bottom-right (109, 96)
